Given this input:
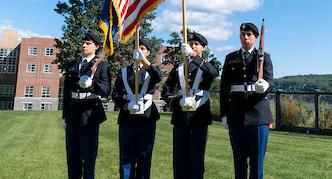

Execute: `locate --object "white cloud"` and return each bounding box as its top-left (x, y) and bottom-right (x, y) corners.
top-left (1, 19), bottom-right (53, 40)
top-left (169, 0), bottom-right (263, 14)
top-left (18, 29), bottom-right (52, 39)
top-left (0, 19), bottom-right (13, 26)
top-left (153, 0), bottom-right (263, 42)
top-left (215, 45), bottom-right (237, 53)
top-left (152, 10), bottom-right (234, 41)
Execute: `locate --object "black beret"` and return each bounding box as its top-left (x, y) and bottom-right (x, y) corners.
top-left (240, 23), bottom-right (259, 37)
top-left (189, 31), bottom-right (208, 47)
top-left (139, 38), bottom-right (152, 50)
top-left (82, 31), bottom-right (101, 46)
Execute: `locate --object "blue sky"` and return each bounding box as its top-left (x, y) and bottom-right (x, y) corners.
top-left (1, 0), bottom-right (331, 78)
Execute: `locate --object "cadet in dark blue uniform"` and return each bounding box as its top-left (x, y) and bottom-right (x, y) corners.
top-left (112, 38), bottom-right (162, 179)
top-left (220, 23), bottom-right (273, 179)
top-left (62, 32), bottom-right (111, 179)
top-left (161, 31), bottom-right (219, 179)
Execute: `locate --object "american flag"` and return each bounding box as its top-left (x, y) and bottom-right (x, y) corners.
top-left (99, 0), bottom-right (164, 54)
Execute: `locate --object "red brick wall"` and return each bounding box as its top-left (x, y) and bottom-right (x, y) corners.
top-left (16, 37), bottom-right (60, 98)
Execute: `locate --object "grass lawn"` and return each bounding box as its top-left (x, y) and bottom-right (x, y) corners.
top-left (0, 111), bottom-right (332, 179)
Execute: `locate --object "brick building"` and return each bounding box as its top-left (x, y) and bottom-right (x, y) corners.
top-left (0, 28), bottom-right (174, 111)
top-left (0, 28), bottom-right (61, 110)
top-left (14, 36), bottom-right (60, 110)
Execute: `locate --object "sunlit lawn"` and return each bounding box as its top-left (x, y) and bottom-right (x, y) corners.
top-left (0, 111), bottom-right (332, 178)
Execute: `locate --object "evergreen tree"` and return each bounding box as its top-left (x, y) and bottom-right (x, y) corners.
top-left (54, 0), bottom-right (102, 70)
top-left (54, 0), bottom-right (163, 76)
top-left (163, 30), bottom-right (222, 71)
top-left (110, 11), bottom-right (163, 76)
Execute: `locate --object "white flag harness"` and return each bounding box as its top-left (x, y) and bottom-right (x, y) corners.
top-left (121, 67), bottom-right (153, 114)
top-left (178, 63), bottom-right (210, 110)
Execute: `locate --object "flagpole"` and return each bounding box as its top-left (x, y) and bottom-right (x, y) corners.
top-left (135, 27), bottom-right (140, 102)
top-left (182, 0), bottom-right (189, 96)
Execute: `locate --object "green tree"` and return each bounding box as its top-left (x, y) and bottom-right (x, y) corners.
top-left (54, 0), bottom-right (102, 70)
top-left (163, 30), bottom-right (222, 71)
top-left (274, 74), bottom-right (332, 93)
top-left (54, 0), bottom-right (163, 75)
top-left (110, 11), bottom-right (164, 75)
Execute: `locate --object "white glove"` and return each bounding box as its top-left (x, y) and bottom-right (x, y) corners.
top-left (133, 49), bottom-right (144, 62)
top-left (255, 79), bottom-right (269, 94)
top-left (221, 116), bottom-right (228, 129)
top-left (62, 119), bottom-right (67, 130)
top-left (128, 101), bottom-right (140, 114)
top-left (181, 43), bottom-right (193, 57)
top-left (179, 96), bottom-right (196, 111)
top-left (78, 75), bottom-right (93, 89)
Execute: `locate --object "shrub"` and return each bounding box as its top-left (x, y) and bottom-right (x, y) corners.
top-left (280, 95), bottom-right (303, 127)
top-left (320, 102), bottom-right (332, 129)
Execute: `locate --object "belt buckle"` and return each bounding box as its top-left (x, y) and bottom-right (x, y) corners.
top-left (244, 83), bottom-right (248, 93)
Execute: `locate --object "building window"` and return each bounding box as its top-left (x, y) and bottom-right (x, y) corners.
top-left (40, 103), bottom-right (52, 110)
top-left (0, 85), bottom-right (15, 97)
top-left (45, 48), bottom-right (54, 56)
top-left (41, 86), bottom-right (51, 98)
top-left (24, 86), bottom-right (34, 97)
top-left (26, 64), bottom-right (36, 73)
top-left (0, 48), bottom-right (6, 57)
top-left (0, 48), bottom-right (18, 73)
top-left (23, 103), bottom-right (33, 110)
top-left (7, 57), bottom-right (17, 73)
top-left (160, 53), bottom-right (167, 63)
top-left (28, 46), bottom-right (38, 56)
top-left (43, 64), bottom-right (52, 73)
top-left (58, 86), bottom-right (64, 98)
top-left (0, 101), bottom-right (12, 110)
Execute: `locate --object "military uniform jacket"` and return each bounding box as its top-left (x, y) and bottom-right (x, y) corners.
top-left (62, 57), bottom-right (111, 127)
top-left (220, 48), bottom-right (273, 127)
top-left (161, 56), bottom-right (219, 127)
top-left (112, 63), bottom-right (162, 125)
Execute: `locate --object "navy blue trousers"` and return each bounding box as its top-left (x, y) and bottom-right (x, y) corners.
top-left (66, 123), bottom-right (99, 179)
top-left (229, 125), bottom-right (269, 179)
top-left (119, 122), bottom-right (156, 179)
top-left (173, 125), bottom-right (208, 179)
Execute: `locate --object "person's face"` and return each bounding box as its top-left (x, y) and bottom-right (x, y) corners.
top-left (189, 40), bottom-right (204, 57)
top-left (81, 40), bottom-right (99, 57)
top-left (138, 45), bottom-right (150, 57)
top-left (240, 31), bottom-right (257, 50)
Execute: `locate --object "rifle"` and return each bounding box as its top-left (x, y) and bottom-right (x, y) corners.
top-left (90, 49), bottom-right (108, 78)
top-left (257, 18), bottom-right (265, 80)
top-left (257, 19), bottom-right (273, 129)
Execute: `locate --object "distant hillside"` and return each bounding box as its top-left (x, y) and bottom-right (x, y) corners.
top-left (274, 74), bottom-right (332, 93)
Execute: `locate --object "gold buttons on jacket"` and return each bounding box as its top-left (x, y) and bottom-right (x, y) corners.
top-left (243, 67), bottom-right (246, 70)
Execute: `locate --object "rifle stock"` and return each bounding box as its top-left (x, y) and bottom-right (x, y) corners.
top-left (90, 49), bottom-right (109, 78)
